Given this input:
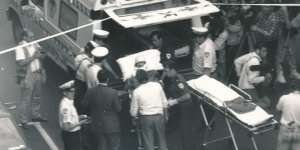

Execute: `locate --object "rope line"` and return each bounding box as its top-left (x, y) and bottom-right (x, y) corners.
top-left (212, 3), bottom-right (300, 6)
top-left (0, 17), bottom-right (111, 55)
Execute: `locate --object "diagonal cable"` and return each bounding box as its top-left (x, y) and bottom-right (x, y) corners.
top-left (0, 17), bottom-right (111, 55)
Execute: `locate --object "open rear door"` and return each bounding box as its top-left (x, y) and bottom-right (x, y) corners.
top-left (104, 0), bottom-right (219, 28)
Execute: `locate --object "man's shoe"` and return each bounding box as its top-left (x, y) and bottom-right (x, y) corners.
top-left (32, 117), bottom-right (48, 122)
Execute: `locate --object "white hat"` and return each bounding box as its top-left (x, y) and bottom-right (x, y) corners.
top-left (191, 27), bottom-right (208, 34)
top-left (91, 46), bottom-right (109, 58)
top-left (59, 80), bottom-right (75, 90)
top-left (93, 29), bottom-right (110, 39)
top-left (135, 55), bottom-right (146, 64)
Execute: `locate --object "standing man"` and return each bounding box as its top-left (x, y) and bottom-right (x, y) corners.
top-left (74, 41), bottom-right (94, 112)
top-left (58, 80), bottom-right (90, 150)
top-left (191, 26), bottom-right (217, 77)
top-left (276, 80), bottom-right (300, 150)
top-left (85, 46), bottom-right (109, 89)
top-left (82, 70), bottom-right (122, 150)
top-left (16, 31), bottom-right (47, 127)
top-left (130, 69), bottom-right (169, 150)
top-left (234, 43), bottom-right (271, 107)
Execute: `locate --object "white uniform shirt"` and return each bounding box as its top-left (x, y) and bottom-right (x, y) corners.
top-left (85, 64), bottom-right (102, 88)
top-left (277, 92), bottom-right (300, 126)
top-left (59, 97), bottom-right (80, 132)
top-left (15, 41), bottom-right (41, 72)
top-left (130, 82), bottom-right (168, 117)
top-left (74, 54), bottom-right (92, 82)
top-left (234, 52), bottom-right (265, 89)
top-left (192, 38), bottom-right (216, 75)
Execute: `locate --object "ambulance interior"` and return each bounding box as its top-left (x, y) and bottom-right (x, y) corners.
top-left (94, 0), bottom-right (219, 82)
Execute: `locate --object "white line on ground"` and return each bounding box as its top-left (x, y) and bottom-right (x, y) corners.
top-left (31, 122), bottom-right (59, 150)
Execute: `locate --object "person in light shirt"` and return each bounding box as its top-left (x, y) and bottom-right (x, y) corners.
top-left (234, 43), bottom-right (270, 105)
top-left (58, 80), bottom-right (90, 150)
top-left (85, 46), bottom-right (109, 89)
top-left (130, 69), bottom-right (168, 150)
top-left (15, 31), bottom-right (47, 128)
top-left (191, 26), bottom-right (217, 77)
top-left (73, 42), bottom-right (94, 113)
top-left (276, 80), bottom-right (300, 150)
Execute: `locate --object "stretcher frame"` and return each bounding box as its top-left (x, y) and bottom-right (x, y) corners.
top-left (187, 83), bottom-right (278, 150)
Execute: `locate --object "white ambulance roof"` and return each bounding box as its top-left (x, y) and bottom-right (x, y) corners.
top-left (80, 0), bottom-right (150, 11)
top-left (104, 0), bottom-right (219, 28)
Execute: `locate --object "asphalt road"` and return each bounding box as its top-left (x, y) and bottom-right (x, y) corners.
top-left (0, 0), bottom-right (285, 150)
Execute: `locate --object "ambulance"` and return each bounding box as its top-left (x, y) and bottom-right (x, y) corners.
top-left (7, 0), bottom-right (219, 86)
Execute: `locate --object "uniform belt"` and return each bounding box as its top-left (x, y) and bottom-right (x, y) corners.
top-left (140, 114), bottom-right (162, 117)
top-left (32, 69), bottom-right (42, 74)
top-left (281, 123), bottom-right (300, 129)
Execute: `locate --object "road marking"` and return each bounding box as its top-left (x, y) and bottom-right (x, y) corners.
top-left (31, 122), bottom-right (59, 150)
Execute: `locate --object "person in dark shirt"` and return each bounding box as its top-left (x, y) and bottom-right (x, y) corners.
top-left (82, 70), bottom-right (122, 150)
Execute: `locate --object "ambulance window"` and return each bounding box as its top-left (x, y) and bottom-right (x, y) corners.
top-left (47, 0), bottom-right (57, 18)
top-left (31, 0), bottom-right (44, 8)
top-left (59, 1), bottom-right (78, 40)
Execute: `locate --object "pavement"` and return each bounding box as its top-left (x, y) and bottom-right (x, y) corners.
top-left (0, 0), bottom-right (290, 150)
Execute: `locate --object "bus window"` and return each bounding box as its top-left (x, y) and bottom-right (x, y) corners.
top-left (47, 0), bottom-right (57, 18)
top-left (31, 0), bottom-right (44, 8)
top-left (58, 1), bottom-right (78, 40)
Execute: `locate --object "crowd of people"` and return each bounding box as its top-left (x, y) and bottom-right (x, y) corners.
top-left (13, 0), bottom-right (300, 150)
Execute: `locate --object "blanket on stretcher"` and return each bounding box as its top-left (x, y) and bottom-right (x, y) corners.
top-left (187, 75), bottom-right (273, 127)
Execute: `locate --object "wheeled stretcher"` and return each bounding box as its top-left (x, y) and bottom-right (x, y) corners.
top-left (187, 75), bottom-right (278, 150)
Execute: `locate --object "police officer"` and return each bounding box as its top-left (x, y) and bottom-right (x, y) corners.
top-left (74, 42), bottom-right (94, 113)
top-left (85, 46), bottom-right (109, 89)
top-left (191, 26), bottom-right (217, 77)
top-left (58, 80), bottom-right (90, 150)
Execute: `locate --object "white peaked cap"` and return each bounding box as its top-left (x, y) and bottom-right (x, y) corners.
top-left (191, 26), bottom-right (208, 34)
top-left (93, 29), bottom-right (110, 38)
top-left (59, 80), bottom-right (75, 90)
top-left (135, 55), bottom-right (146, 64)
top-left (91, 46), bottom-right (109, 58)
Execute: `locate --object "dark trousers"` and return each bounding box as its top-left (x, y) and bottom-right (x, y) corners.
top-left (18, 72), bottom-right (43, 123)
top-left (62, 130), bottom-right (81, 150)
top-left (140, 114), bottom-right (168, 150)
top-left (180, 101), bottom-right (200, 150)
top-left (95, 132), bottom-right (120, 150)
top-left (225, 45), bottom-right (240, 84)
top-left (81, 124), bottom-right (97, 150)
top-left (74, 79), bottom-right (87, 114)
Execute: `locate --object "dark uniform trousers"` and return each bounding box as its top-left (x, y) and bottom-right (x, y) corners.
top-left (95, 132), bottom-right (120, 150)
top-left (62, 130), bottom-right (81, 150)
